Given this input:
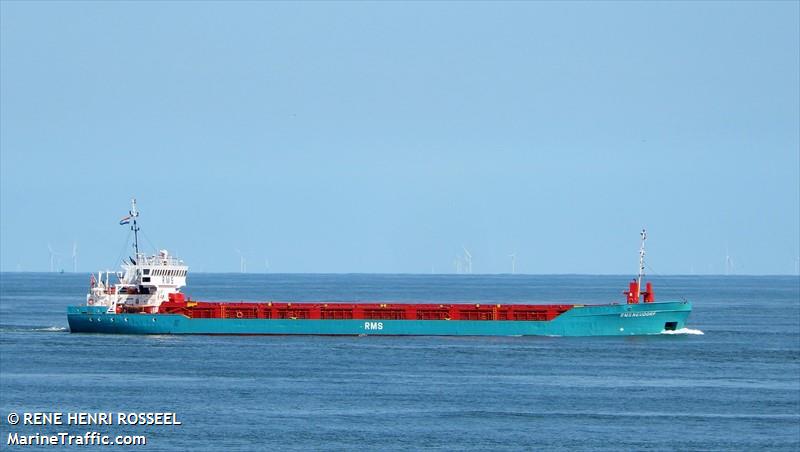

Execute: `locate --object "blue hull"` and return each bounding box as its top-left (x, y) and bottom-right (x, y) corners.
top-left (67, 301), bottom-right (692, 336)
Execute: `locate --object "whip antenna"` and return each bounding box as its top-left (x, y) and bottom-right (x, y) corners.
top-left (637, 228), bottom-right (647, 300)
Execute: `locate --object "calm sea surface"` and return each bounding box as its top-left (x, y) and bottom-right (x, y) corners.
top-left (1, 273), bottom-right (798, 451)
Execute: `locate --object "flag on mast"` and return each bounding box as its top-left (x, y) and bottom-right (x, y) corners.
top-left (119, 215), bottom-right (132, 225)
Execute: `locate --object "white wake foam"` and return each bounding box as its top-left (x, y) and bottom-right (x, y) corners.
top-left (34, 326), bottom-right (69, 332)
top-left (661, 327), bottom-right (704, 335)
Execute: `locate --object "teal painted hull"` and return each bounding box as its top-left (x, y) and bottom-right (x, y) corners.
top-left (67, 301), bottom-right (692, 336)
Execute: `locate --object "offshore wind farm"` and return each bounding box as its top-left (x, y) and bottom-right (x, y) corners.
top-left (32, 240), bottom-right (796, 276)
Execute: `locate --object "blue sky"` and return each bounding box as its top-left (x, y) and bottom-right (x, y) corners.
top-left (1, 1), bottom-right (798, 274)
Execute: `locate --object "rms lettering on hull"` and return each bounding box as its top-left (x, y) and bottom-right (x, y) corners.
top-left (620, 311), bottom-right (656, 318)
top-left (364, 322), bottom-right (384, 330)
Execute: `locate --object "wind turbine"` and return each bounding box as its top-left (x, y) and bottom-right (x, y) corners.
top-left (725, 245), bottom-right (734, 276)
top-left (235, 249), bottom-right (247, 273)
top-left (509, 253), bottom-right (516, 274)
top-left (72, 241), bottom-right (77, 273)
top-left (453, 256), bottom-right (463, 274)
top-left (47, 243), bottom-right (60, 273)
top-left (462, 246), bottom-right (472, 274)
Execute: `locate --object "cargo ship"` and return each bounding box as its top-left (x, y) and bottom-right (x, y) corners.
top-left (67, 200), bottom-right (692, 336)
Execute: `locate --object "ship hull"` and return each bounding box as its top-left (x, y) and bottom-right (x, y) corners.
top-left (67, 301), bottom-right (691, 336)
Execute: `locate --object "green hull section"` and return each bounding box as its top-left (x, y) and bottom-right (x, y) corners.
top-left (67, 301), bottom-right (691, 336)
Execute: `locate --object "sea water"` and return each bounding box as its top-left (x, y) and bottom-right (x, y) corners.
top-left (1, 273), bottom-right (798, 451)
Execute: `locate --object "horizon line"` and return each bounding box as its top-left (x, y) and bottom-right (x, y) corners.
top-left (1, 271), bottom-right (798, 277)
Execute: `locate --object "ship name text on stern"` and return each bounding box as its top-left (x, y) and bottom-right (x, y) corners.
top-left (620, 311), bottom-right (657, 318)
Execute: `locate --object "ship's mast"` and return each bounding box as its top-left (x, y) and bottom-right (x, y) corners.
top-left (637, 228), bottom-right (646, 300)
top-left (130, 198), bottom-right (140, 258)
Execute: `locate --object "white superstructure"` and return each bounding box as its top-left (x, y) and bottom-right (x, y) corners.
top-left (87, 199), bottom-right (188, 313)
